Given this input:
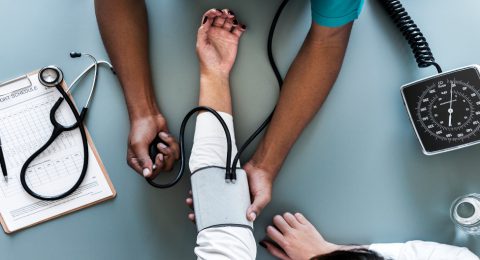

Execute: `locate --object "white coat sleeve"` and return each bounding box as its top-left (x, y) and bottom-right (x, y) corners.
top-left (370, 241), bottom-right (478, 260)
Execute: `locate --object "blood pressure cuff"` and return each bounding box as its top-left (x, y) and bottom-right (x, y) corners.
top-left (191, 166), bottom-right (253, 232)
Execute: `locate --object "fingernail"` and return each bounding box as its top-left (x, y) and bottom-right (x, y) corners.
top-left (159, 132), bottom-right (169, 139)
top-left (249, 212), bottom-right (257, 221)
top-left (241, 24), bottom-right (247, 30)
top-left (143, 168), bottom-right (151, 177)
top-left (202, 16), bottom-right (208, 24)
top-left (159, 143), bottom-right (167, 149)
top-left (259, 241), bottom-right (267, 249)
top-left (228, 10), bottom-right (235, 16)
top-left (233, 19), bottom-right (238, 25)
top-left (159, 153), bottom-right (164, 161)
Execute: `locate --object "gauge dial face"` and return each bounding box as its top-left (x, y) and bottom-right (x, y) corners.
top-left (402, 66), bottom-right (480, 154)
top-left (417, 80), bottom-right (480, 141)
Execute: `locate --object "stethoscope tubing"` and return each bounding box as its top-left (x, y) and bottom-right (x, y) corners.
top-left (20, 85), bottom-right (89, 201)
top-left (19, 54), bottom-right (114, 201)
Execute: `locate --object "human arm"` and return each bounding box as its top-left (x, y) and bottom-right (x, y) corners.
top-left (244, 21), bottom-right (354, 220)
top-left (94, 0), bottom-right (179, 178)
top-left (190, 112), bottom-right (256, 260)
top-left (188, 9), bottom-right (255, 260)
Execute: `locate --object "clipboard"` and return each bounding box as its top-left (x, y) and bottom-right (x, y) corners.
top-left (0, 69), bottom-right (116, 233)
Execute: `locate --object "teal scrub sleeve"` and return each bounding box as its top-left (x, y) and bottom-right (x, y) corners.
top-left (311, 0), bottom-right (364, 27)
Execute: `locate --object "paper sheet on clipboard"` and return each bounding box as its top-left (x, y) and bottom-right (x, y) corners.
top-left (0, 70), bottom-right (116, 233)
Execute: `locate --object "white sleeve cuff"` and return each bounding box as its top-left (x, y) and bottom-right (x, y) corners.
top-left (189, 112), bottom-right (239, 172)
top-left (196, 227), bottom-right (256, 260)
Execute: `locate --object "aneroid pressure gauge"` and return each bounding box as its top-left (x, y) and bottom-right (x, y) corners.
top-left (379, 0), bottom-right (480, 155)
top-left (401, 66), bottom-right (480, 155)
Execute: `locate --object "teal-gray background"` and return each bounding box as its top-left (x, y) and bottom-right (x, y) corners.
top-left (1, 0), bottom-right (479, 259)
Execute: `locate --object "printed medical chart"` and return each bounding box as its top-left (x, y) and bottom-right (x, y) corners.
top-left (0, 72), bottom-right (115, 233)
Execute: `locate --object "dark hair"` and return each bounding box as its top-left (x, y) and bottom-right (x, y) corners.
top-left (310, 249), bottom-right (386, 260)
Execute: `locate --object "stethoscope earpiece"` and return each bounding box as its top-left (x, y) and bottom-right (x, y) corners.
top-left (70, 52), bottom-right (82, 58)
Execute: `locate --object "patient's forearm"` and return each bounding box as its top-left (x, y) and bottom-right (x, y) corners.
top-left (94, 0), bottom-right (159, 121)
top-left (199, 74), bottom-right (232, 114)
top-left (251, 22), bottom-right (353, 175)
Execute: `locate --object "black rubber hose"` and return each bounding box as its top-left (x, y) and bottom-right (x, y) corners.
top-left (231, 0), bottom-right (289, 178)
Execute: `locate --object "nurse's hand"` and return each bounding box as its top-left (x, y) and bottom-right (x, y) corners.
top-left (197, 8), bottom-right (246, 78)
top-left (127, 114), bottom-right (179, 178)
top-left (243, 161), bottom-right (273, 222)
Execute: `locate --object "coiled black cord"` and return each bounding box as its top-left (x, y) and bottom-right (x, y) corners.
top-left (379, 0), bottom-right (442, 73)
top-left (146, 0), bottom-right (289, 187)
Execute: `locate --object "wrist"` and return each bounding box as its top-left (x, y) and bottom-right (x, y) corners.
top-left (128, 104), bottom-right (161, 122)
top-left (200, 71), bottom-right (230, 84)
top-left (119, 79), bottom-right (160, 121)
top-left (250, 142), bottom-right (283, 175)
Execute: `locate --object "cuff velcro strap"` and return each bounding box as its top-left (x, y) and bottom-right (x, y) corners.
top-left (191, 166), bottom-right (253, 232)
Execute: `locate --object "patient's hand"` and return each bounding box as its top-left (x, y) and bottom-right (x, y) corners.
top-left (260, 213), bottom-right (341, 260)
top-left (196, 9), bottom-right (246, 78)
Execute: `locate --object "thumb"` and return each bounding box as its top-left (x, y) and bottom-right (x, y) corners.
top-left (247, 190), bottom-right (271, 222)
top-left (132, 145), bottom-right (154, 178)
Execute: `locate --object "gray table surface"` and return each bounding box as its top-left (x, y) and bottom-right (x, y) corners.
top-left (1, 0), bottom-right (480, 259)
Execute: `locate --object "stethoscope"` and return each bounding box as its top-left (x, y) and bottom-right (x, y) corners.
top-left (19, 52), bottom-right (114, 201)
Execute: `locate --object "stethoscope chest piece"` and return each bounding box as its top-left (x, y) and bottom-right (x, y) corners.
top-left (39, 66), bottom-right (63, 87)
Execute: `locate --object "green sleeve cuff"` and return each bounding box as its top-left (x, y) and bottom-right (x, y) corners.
top-left (311, 0), bottom-right (364, 27)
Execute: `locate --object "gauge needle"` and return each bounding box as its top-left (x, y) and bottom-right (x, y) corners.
top-left (440, 99), bottom-right (457, 106)
top-left (448, 82), bottom-right (454, 126)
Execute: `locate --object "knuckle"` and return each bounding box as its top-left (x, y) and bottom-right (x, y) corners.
top-left (126, 156), bottom-right (136, 166)
top-left (127, 160), bottom-right (134, 168)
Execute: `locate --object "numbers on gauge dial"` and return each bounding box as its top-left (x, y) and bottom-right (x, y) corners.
top-left (416, 79), bottom-right (480, 141)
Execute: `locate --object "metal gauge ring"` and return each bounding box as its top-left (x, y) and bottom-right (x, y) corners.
top-left (39, 66), bottom-right (63, 87)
